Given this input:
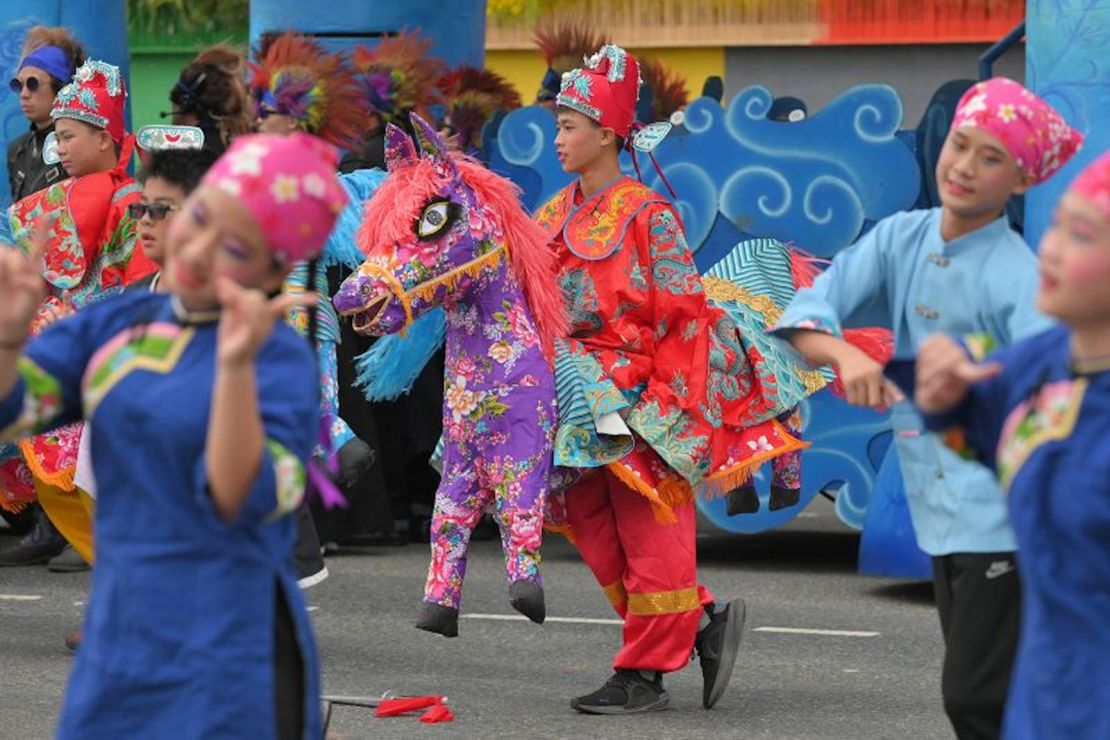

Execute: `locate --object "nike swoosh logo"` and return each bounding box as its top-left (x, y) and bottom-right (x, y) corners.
top-left (985, 562), bottom-right (1015, 579)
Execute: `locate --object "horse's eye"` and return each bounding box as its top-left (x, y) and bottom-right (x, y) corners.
top-left (417, 200), bottom-right (452, 239)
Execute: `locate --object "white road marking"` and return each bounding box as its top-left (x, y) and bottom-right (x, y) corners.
top-left (843, 669), bottom-right (860, 673)
top-left (0, 594), bottom-right (43, 601)
top-left (462, 613), bottom-right (622, 625)
top-left (755, 626), bottom-right (879, 638)
top-left (307, 606), bottom-right (320, 612)
top-left (462, 615), bottom-right (879, 634)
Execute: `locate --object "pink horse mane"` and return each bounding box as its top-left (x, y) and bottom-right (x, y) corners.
top-left (358, 153), bottom-right (569, 359)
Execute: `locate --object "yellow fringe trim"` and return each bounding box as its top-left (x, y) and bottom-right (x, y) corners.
top-left (699, 419), bottom-right (809, 499)
top-left (17, 439), bottom-right (76, 492)
top-left (542, 521), bottom-right (577, 545)
top-left (0, 491), bottom-right (36, 515)
top-left (360, 245), bottom-right (508, 335)
top-left (405, 246), bottom-right (506, 309)
top-left (605, 460), bottom-right (680, 525)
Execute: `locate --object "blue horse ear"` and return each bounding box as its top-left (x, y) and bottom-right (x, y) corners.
top-left (409, 112), bottom-right (450, 159)
top-left (384, 123), bottom-right (417, 172)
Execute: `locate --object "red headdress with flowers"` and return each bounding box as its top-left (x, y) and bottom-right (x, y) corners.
top-left (51, 59), bottom-right (128, 145)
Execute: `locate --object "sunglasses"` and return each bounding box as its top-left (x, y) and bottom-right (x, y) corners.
top-left (128, 202), bottom-right (180, 221)
top-left (9, 76), bottom-right (44, 94)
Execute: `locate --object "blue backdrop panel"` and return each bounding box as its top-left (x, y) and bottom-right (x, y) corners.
top-left (492, 85), bottom-right (922, 264)
top-left (0, 0), bottom-right (130, 224)
top-left (1025, 0), bottom-right (1110, 248)
top-left (250, 0), bottom-right (487, 66)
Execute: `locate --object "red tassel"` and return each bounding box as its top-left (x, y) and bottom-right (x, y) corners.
top-left (844, 327), bottom-right (894, 365)
top-left (374, 695), bottom-right (441, 717)
top-left (827, 327), bottom-right (896, 398)
top-left (420, 702), bottom-right (456, 724)
top-left (788, 246), bottom-right (828, 290)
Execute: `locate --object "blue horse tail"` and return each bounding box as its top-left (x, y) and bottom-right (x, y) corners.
top-left (320, 168), bottom-right (388, 271)
top-left (353, 308), bottom-right (447, 401)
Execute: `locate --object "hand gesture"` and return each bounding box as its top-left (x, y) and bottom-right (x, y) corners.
top-left (915, 334), bottom-right (1001, 415)
top-left (0, 219), bottom-right (49, 346)
top-left (215, 277), bottom-right (315, 367)
top-left (837, 344), bottom-right (904, 410)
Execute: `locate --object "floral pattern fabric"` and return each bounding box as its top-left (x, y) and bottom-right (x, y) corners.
top-left (0, 171), bottom-right (141, 509)
top-left (425, 266), bottom-right (558, 611)
top-left (536, 177), bottom-right (816, 520)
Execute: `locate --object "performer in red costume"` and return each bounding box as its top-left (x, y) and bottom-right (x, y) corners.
top-left (0, 59), bottom-right (155, 552)
top-left (537, 44), bottom-right (822, 714)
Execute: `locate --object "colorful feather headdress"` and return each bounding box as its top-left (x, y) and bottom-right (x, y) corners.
top-left (638, 56), bottom-right (688, 121)
top-left (532, 21), bottom-right (611, 101)
top-left (439, 66), bottom-right (521, 151)
top-left (249, 32), bottom-right (368, 148)
top-left (351, 29), bottom-right (447, 124)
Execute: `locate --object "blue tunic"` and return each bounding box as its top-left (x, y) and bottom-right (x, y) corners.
top-left (926, 326), bottom-right (1110, 739)
top-left (0, 291), bottom-right (322, 739)
top-left (774, 208), bottom-right (1053, 554)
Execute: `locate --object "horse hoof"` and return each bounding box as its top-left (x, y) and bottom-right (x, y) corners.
top-left (509, 581), bottom-right (546, 624)
top-left (726, 484), bottom-right (760, 516)
top-left (415, 602), bottom-right (459, 637)
top-left (768, 485), bottom-right (801, 511)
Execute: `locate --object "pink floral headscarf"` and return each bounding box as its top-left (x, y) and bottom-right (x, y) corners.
top-left (1069, 149), bottom-right (1110, 221)
top-left (201, 132), bottom-right (347, 264)
top-left (951, 78), bottom-right (1083, 185)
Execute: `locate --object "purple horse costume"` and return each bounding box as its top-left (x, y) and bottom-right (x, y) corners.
top-left (333, 115), bottom-right (568, 637)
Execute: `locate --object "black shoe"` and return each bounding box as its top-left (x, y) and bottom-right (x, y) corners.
top-left (294, 507), bottom-right (328, 589)
top-left (415, 601), bottom-right (459, 638)
top-left (571, 670), bottom-right (670, 715)
top-left (694, 597), bottom-right (747, 709)
top-left (335, 437), bottom-right (376, 489)
top-left (726, 484), bottom-right (760, 516)
top-left (48, 545), bottom-right (90, 573)
top-left (768, 485), bottom-right (800, 511)
top-left (0, 507), bottom-right (66, 567)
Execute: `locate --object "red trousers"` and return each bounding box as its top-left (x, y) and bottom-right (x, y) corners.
top-left (566, 469), bottom-right (714, 672)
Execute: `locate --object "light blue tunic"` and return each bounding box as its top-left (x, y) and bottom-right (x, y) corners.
top-left (774, 208), bottom-right (1053, 555)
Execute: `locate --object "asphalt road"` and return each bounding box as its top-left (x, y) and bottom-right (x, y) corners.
top-left (0, 498), bottom-right (952, 739)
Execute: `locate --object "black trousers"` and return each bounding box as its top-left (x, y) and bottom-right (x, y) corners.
top-left (932, 552), bottom-right (1021, 740)
top-left (274, 585), bottom-right (305, 740)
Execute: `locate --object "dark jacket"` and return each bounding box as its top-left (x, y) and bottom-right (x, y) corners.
top-left (7, 122), bottom-right (67, 202)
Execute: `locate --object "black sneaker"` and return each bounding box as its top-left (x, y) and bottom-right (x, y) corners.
top-left (48, 545), bottom-right (90, 573)
top-left (0, 507), bottom-right (66, 567)
top-left (294, 507), bottom-right (328, 589)
top-left (570, 670), bottom-right (670, 715)
top-left (694, 597), bottom-right (747, 709)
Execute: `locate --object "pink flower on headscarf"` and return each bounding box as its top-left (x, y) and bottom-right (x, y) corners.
top-left (951, 78), bottom-right (1083, 185)
top-left (202, 132), bottom-right (347, 263)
